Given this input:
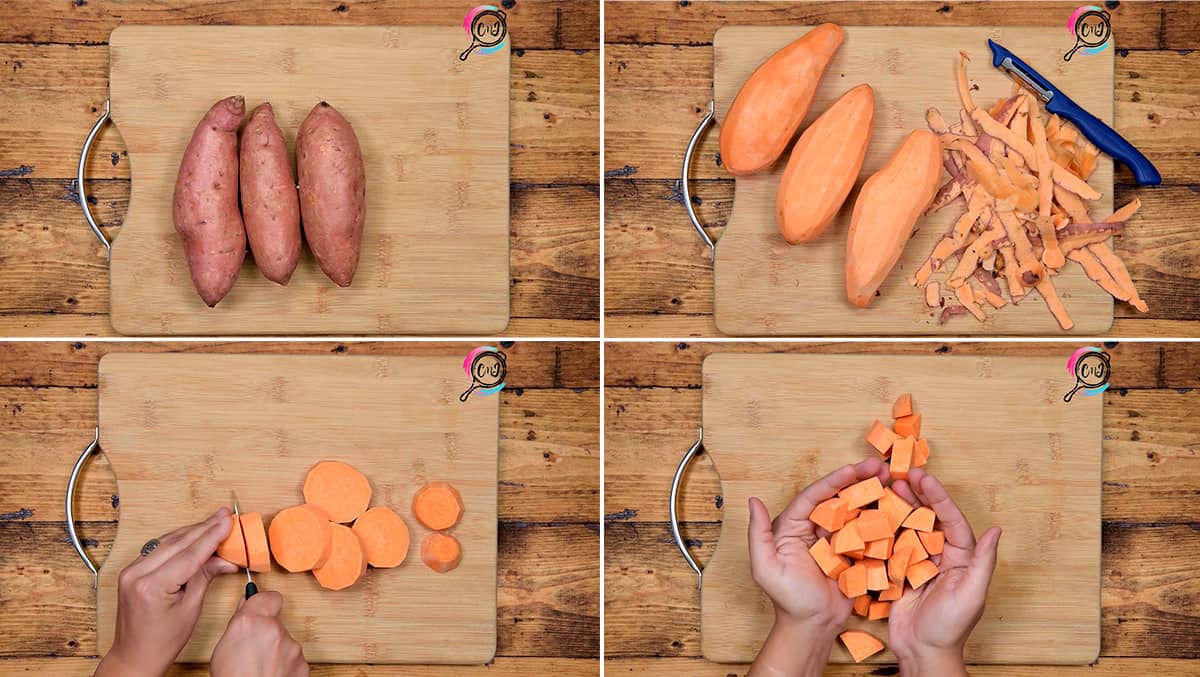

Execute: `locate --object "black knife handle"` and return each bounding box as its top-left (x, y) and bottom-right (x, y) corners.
top-left (244, 581), bottom-right (258, 599)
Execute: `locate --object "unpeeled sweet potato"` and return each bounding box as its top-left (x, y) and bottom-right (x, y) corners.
top-left (296, 102), bottom-right (365, 287)
top-left (172, 95), bottom-right (246, 307)
top-left (845, 130), bottom-right (943, 308)
top-left (776, 84), bottom-right (875, 244)
top-left (240, 102), bottom-right (301, 285)
top-left (719, 23), bottom-right (845, 176)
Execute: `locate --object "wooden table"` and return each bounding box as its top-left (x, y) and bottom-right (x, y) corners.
top-left (0, 0), bottom-right (599, 337)
top-left (605, 341), bottom-right (1200, 674)
top-left (0, 341), bottom-right (599, 675)
top-left (604, 1), bottom-right (1200, 337)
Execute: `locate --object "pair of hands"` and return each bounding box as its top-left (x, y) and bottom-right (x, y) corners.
top-left (93, 508), bottom-right (309, 677)
top-left (747, 457), bottom-right (1002, 676)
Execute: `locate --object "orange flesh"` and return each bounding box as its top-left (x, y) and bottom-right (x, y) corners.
top-left (268, 504), bottom-right (334, 573)
top-left (303, 460), bottom-right (372, 523)
top-left (420, 532), bottom-right (463, 574)
top-left (352, 506), bottom-right (411, 569)
top-left (840, 630), bottom-right (885, 663)
top-left (240, 512), bottom-right (271, 573)
top-left (412, 481), bottom-right (465, 531)
top-left (312, 523), bottom-right (368, 590)
top-left (216, 513), bottom-right (247, 568)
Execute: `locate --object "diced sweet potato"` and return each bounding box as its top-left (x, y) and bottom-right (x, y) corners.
top-left (895, 529), bottom-right (929, 564)
top-left (809, 536), bottom-right (850, 578)
top-left (838, 562), bottom-right (869, 598)
top-left (892, 393), bottom-right (914, 419)
top-left (913, 438), bottom-right (930, 467)
top-left (878, 487), bottom-right (914, 532)
top-left (868, 601), bottom-right (891, 620)
top-left (810, 496), bottom-right (847, 532)
top-left (878, 579), bottom-right (904, 601)
top-left (832, 519), bottom-right (865, 554)
top-left (918, 529), bottom-right (945, 555)
top-left (888, 546), bottom-right (912, 584)
top-left (907, 559), bottom-right (940, 589)
top-left (840, 630), bottom-right (885, 663)
top-left (855, 509), bottom-right (892, 542)
top-left (864, 559), bottom-right (888, 591)
top-left (864, 537), bottom-right (893, 560)
top-left (890, 436), bottom-right (915, 480)
top-left (902, 506), bottom-right (936, 532)
top-left (853, 594), bottom-right (871, 616)
top-left (840, 477), bottom-right (885, 509)
top-left (894, 413), bottom-right (922, 438)
top-left (865, 420), bottom-right (899, 458)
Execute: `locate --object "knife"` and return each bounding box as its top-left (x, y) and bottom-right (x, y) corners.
top-left (231, 492), bottom-right (258, 599)
top-left (987, 39), bottom-right (1161, 186)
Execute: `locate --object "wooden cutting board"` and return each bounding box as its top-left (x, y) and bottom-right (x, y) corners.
top-left (96, 353), bottom-right (499, 664)
top-left (699, 353), bottom-right (1102, 664)
top-left (712, 26), bottom-right (1114, 335)
top-left (107, 26), bottom-right (509, 335)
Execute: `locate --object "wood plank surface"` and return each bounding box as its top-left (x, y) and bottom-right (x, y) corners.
top-left (603, 0), bottom-right (1200, 337)
top-left (603, 657), bottom-right (1200, 675)
top-left (0, 0), bottom-right (600, 336)
top-left (604, 341), bottom-right (1200, 665)
top-left (2, 657), bottom-right (601, 677)
top-left (0, 341), bottom-right (599, 663)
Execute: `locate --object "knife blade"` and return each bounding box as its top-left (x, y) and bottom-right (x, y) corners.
top-left (987, 39), bottom-right (1161, 186)
top-left (231, 492), bottom-right (258, 599)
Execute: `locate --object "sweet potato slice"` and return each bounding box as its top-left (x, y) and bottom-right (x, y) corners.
top-left (240, 512), bottom-right (271, 573)
top-left (216, 514), bottom-right (248, 568)
top-left (312, 523), bottom-right (368, 590)
top-left (303, 460), bottom-right (372, 523)
top-left (890, 437), bottom-right (914, 481)
top-left (420, 532), bottom-right (463, 574)
top-left (352, 506), bottom-right (411, 569)
top-left (268, 504), bottom-right (334, 572)
top-left (840, 630), bottom-right (885, 663)
top-left (413, 481), bottom-right (465, 531)
top-left (901, 506), bottom-right (936, 532)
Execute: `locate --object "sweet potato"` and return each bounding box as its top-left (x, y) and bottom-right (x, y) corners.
top-left (268, 504), bottom-right (333, 573)
top-left (240, 511), bottom-right (271, 573)
top-left (352, 506), bottom-right (411, 568)
top-left (420, 532), bottom-right (463, 574)
top-left (718, 23), bottom-right (845, 175)
top-left (216, 513), bottom-right (248, 568)
top-left (303, 460), bottom-right (372, 523)
top-left (413, 481), bottom-right (465, 531)
top-left (776, 84), bottom-right (875, 243)
top-left (845, 130), bottom-right (943, 307)
top-left (240, 102), bottom-right (301, 285)
top-left (312, 523), bottom-right (368, 590)
top-left (839, 630), bottom-right (884, 663)
top-left (296, 101), bottom-right (365, 286)
top-left (172, 95), bottom-right (246, 307)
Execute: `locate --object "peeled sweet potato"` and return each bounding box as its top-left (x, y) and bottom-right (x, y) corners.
top-left (296, 102), bottom-right (365, 287)
top-left (172, 95), bottom-right (246, 307)
top-left (240, 102), bottom-right (300, 285)
top-left (719, 23), bottom-right (845, 176)
top-left (776, 84), bottom-right (875, 244)
top-left (845, 130), bottom-right (942, 308)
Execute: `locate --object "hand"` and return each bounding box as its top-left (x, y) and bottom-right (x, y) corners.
top-left (95, 508), bottom-right (238, 677)
top-left (211, 591), bottom-right (309, 677)
top-left (747, 458), bottom-right (890, 677)
top-left (887, 467), bottom-right (1002, 676)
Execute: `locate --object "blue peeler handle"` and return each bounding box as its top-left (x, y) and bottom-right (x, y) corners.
top-left (1045, 94), bottom-right (1161, 185)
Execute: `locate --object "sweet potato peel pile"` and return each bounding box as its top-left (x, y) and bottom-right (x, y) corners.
top-left (914, 50), bottom-right (1147, 330)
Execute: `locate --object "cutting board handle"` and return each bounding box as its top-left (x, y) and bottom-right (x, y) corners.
top-left (682, 101), bottom-right (717, 263)
top-left (66, 427), bottom-right (101, 589)
top-left (77, 100), bottom-right (113, 260)
top-left (669, 427), bottom-right (706, 590)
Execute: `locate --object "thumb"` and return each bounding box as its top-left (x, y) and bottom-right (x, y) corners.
top-left (183, 555), bottom-right (237, 608)
top-left (747, 497), bottom-right (778, 576)
top-left (964, 526), bottom-right (1002, 601)
top-left (237, 589), bottom-right (284, 619)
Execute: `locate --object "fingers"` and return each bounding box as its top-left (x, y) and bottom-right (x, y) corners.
top-left (889, 479), bottom-right (920, 508)
top-left (240, 589), bottom-right (285, 618)
top-left (907, 468), bottom-right (976, 551)
top-left (182, 555), bottom-right (238, 608)
top-left (775, 458), bottom-right (887, 527)
top-left (747, 498), bottom-right (779, 579)
top-left (964, 526), bottom-right (1002, 601)
top-left (122, 508), bottom-right (231, 577)
top-left (150, 510), bottom-right (235, 590)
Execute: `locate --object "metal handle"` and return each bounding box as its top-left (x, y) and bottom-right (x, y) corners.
top-left (66, 427), bottom-right (101, 588)
top-left (77, 100), bottom-right (112, 259)
top-left (681, 101), bottom-right (716, 263)
top-left (669, 427), bottom-right (705, 590)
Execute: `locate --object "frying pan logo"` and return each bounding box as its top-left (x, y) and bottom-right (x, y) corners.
top-left (460, 5), bottom-right (508, 61)
top-left (460, 346), bottom-right (507, 402)
top-left (1064, 6), bottom-right (1112, 61)
top-left (1064, 346), bottom-right (1111, 402)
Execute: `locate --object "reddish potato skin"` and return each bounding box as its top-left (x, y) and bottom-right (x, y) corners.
top-left (240, 103), bottom-right (301, 285)
top-left (296, 102), bottom-right (365, 287)
top-left (172, 95), bottom-right (246, 307)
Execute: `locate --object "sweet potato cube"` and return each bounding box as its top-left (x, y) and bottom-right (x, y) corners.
top-left (892, 393), bottom-right (914, 419)
top-left (902, 506), bottom-right (936, 532)
top-left (864, 559), bottom-right (888, 591)
top-left (864, 537), bottom-right (893, 560)
top-left (856, 509), bottom-right (892, 542)
top-left (878, 488), bottom-right (914, 533)
top-left (895, 529), bottom-right (929, 564)
top-left (832, 519), bottom-right (865, 554)
top-left (844, 507), bottom-right (862, 520)
top-left (844, 548), bottom-right (866, 560)
top-left (894, 413), bottom-right (922, 438)
top-left (888, 546), bottom-right (912, 584)
top-left (868, 601), bottom-right (891, 620)
top-left (918, 529), bottom-right (945, 555)
top-left (840, 477), bottom-right (885, 510)
top-left (839, 630), bottom-right (885, 663)
top-left (865, 420), bottom-right (899, 458)
top-left (878, 579), bottom-right (904, 601)
top-left (890, 436), bottom-right (914, 481)
top-left (913, 438), bottom-right (930, 467)
top-left (838, 562), bottom-right (868, 598)
top-left (809, 497), bottom-right (847, 532)
top-left (853, 594), bottom-right (871, 616)
top-left (808, 537), bottom-right (850, 579)
top-left (907, 559), bottom-right (940, 589)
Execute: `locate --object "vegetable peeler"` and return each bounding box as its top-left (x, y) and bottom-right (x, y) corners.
top-left (987, 39), bottom-right (1161, 186)
top-left (231, 492), bottom-right (258, 599)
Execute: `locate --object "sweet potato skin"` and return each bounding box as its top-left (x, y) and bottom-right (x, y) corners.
top-left (172, 95), bottom-right (246, 307)
top-left (845, 129), bottom-right (943, 308)
top-left (777, 83), bottom-right (875, 244)
top-left (296, 102), bottom-right (365, 287)
top-left (240, 102), bottom-right (300, 285)
top-left (719, 23), bottom-right (845, 176)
